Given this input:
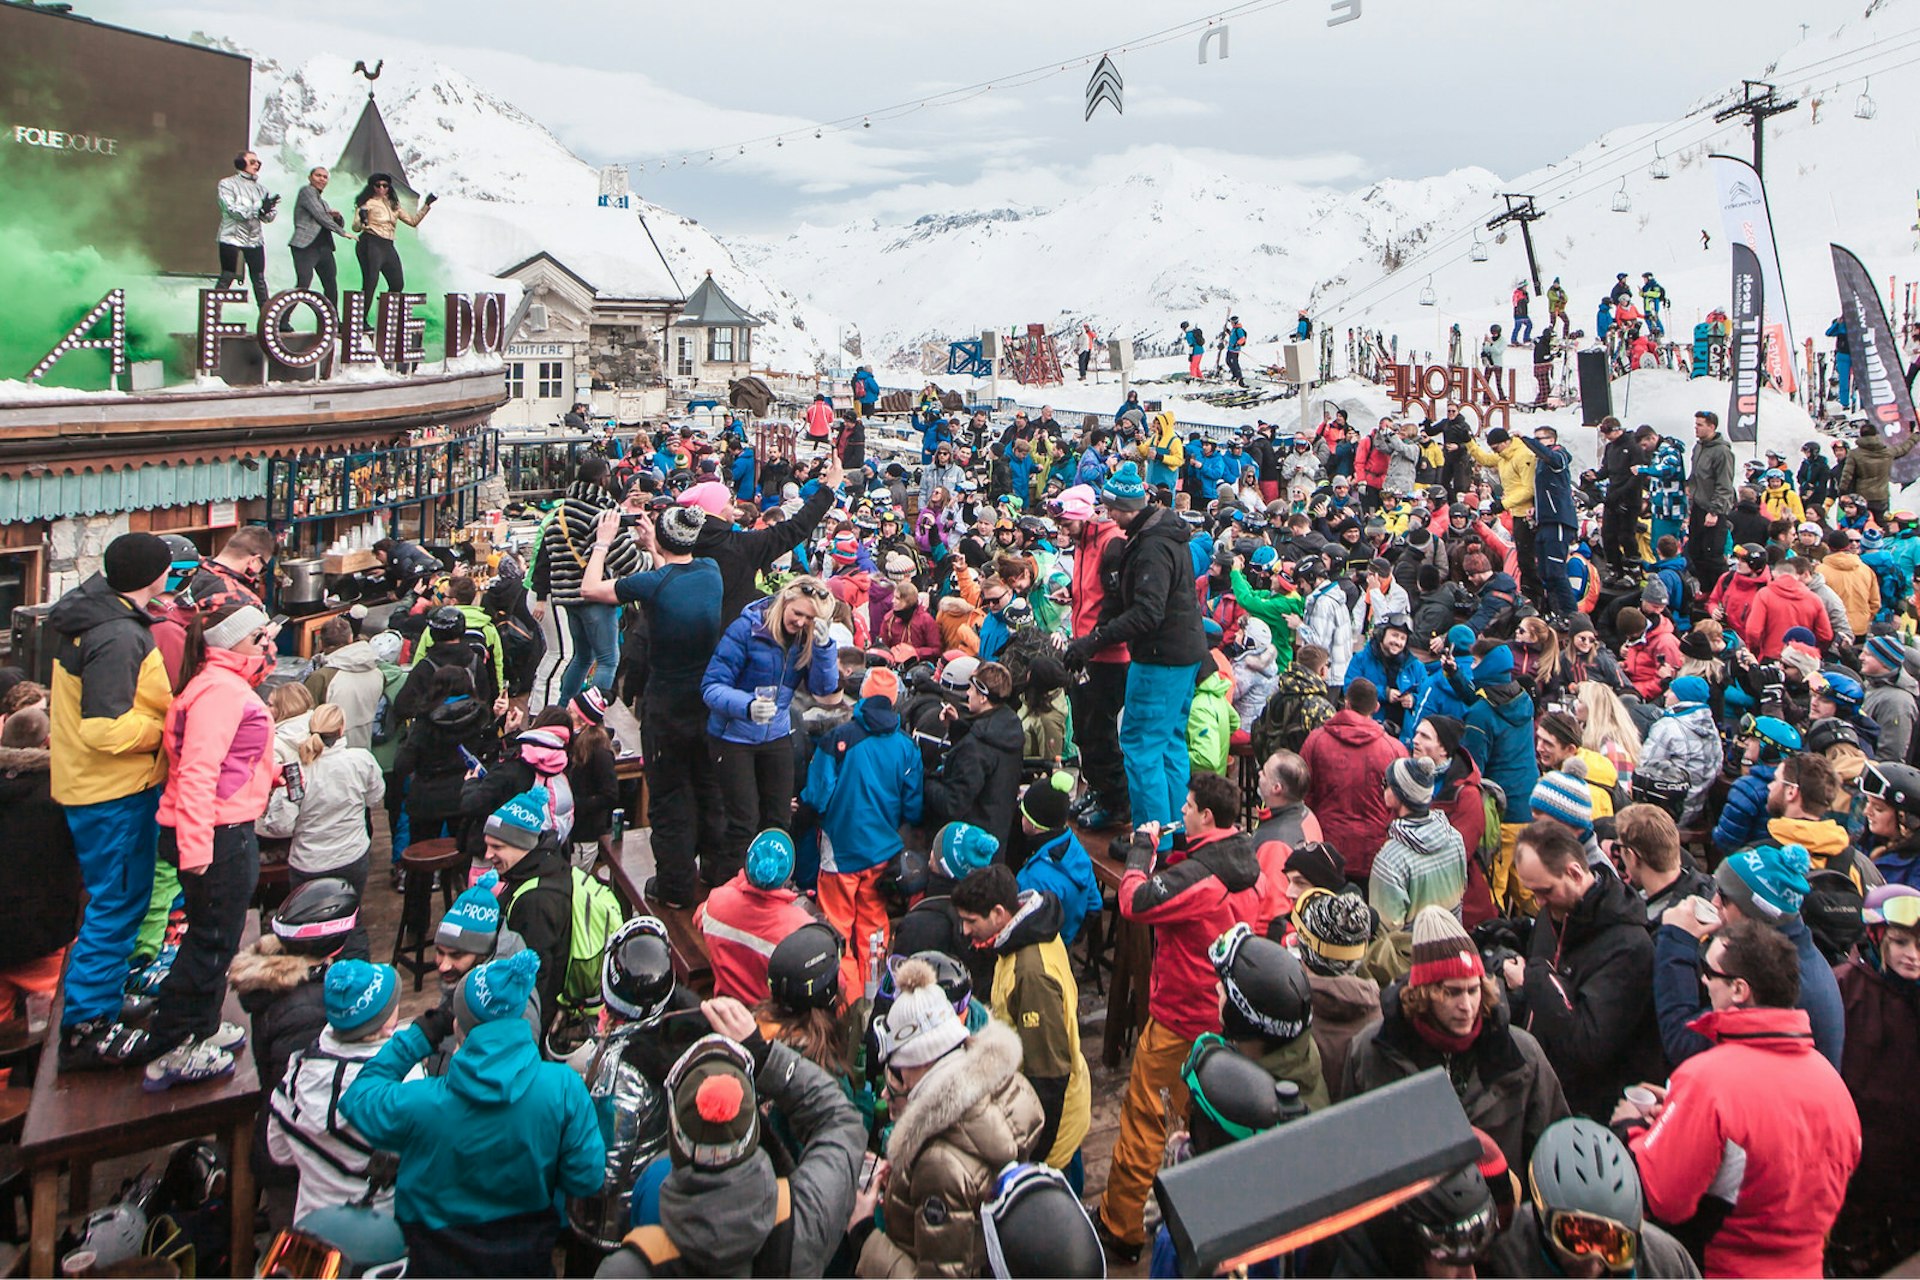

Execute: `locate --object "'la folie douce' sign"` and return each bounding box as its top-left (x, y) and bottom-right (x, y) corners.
top-left (25, 286), bottom-right (510, 390)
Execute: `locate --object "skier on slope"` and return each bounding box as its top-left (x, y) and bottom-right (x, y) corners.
top-left (1546, 277), bottom-right (1569, 336)
top-left (1180, 321), bottom-right (1206, 380)
top-left (1510, 282), bottom-right (1533, 346)
top-left (1226, 316), bottom-right (1248, 387)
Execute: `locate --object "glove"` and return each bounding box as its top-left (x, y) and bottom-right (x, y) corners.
top-left (813, 614), bottom-right (834, 646)
top-left (414, 1003), bottom-right (456, 1051)
top-left (1062, 636), bottom-right (1096, 670)
top-left (749, 697), bottom-right (778, 724)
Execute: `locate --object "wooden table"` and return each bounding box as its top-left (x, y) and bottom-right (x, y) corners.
top-left (21, 924), bottom-right (263, 1278)
top-left (599, 837), bottom-right (711, 995)
top-left (1090, 847), bottom-right (1154, 1070)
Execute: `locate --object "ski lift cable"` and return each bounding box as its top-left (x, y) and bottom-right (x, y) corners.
top-left (627, 0), bottom-right (1304, 168)
top-left (1320, 40), bottom-right (1920, 325)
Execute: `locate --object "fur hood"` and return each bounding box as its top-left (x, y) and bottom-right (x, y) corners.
top-left (229, 934), bottom-right (324, 997)
top-left (885, 1019), bottom-right (1030, 1173)
top-left (0, 745), bottom-right (49, 773)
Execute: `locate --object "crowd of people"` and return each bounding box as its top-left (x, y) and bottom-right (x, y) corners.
top-left (14, 379), bottom-right (1920, 1279)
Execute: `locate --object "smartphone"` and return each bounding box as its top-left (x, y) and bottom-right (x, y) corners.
top-left (457, 744), bottom-right (487, 777)
top-left (269, 613), bottom-right (289, 631)
top-left (859, 1152), bottom-right (881, 1191)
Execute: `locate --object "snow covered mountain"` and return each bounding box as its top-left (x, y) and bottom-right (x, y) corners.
top-left (739, 1), bottom-right (1920, 377)
top-left (207, 41), bottom-right (854, 374)
top-left (734, 154), bottom-right (1503, 366)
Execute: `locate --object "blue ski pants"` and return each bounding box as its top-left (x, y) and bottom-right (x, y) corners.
top-left (62, 786), bottom-right (161, 1028)
top-left (1121, 661), bottom-right (1199, 845)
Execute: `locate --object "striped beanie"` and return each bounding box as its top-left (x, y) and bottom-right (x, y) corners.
top-left (1291, 887), bottom-right (1371, 976)
top-left (1866, 633), bottom-right (1909, 673)
top-left (1408, 905), bottom-right (1484, 989)
top-left (1102, 462), bottom-right (1148, 511)
top-left (1530, 771), bottom-right (1594, 834)
top-left (1385, 757), bottom-right (1436, 811)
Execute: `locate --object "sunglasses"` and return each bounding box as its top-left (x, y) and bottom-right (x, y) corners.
top-left (1544, 1209), bottom-right (1638, 1270)
top-left (1700, 959), bottom-right (1738, 984)
top-left (794, 583), bottom-right (831, 601)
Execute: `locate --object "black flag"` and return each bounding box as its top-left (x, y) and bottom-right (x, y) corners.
top-left (1726, 243), bottom-right (1763, 444)
top-left (1831, 243), bottom-right (1920, 485)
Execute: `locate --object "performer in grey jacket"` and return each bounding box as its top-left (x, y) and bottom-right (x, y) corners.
top-left (215, 150), bottom-right (277, 306)
top-left (289, 167), bottom-right (350, 314)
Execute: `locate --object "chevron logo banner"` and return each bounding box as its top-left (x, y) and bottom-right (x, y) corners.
top-left (1085, 55), bottom-right (1123, 120)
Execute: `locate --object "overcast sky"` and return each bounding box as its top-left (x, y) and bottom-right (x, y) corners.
top-left (103, 0), bottom-right (1840, 233)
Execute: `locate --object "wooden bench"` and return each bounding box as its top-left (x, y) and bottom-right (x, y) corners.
top-left (22, 922), bottom-right (263, 1278)
top-left (598, 839), bottom-right (711, 996)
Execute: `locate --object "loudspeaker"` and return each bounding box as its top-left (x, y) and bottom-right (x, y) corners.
top-left (1577, 349), bottom-right (1612, 424)
top-left (979, 330), bottom-right (999, 358)
top-left (1154, 1069), bottom-right (1479, 1278)
top-left (1106, 337), bottom-right (1134, 371)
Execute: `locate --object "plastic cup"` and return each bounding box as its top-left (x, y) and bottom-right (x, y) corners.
top-left (24, 991), bottom-right (51, 1034)
top-left (1691, 896), bottom-right (1721, 926)
top-left (755, 685), bottom-right (779, 704)
top-left (1623, 1085), bottom-right (1658, 1114)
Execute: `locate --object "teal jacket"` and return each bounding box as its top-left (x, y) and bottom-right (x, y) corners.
top-left (340, 1017), bottom-right (605, 1229)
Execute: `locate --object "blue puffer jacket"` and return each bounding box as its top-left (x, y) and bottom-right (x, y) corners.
top-left (702, 598), bottom-right (841, 744)
top-left (799, 695), bottom-right (923, 874)
top-left (1075, 448), bottom-right (1108, 488)
top-left (1649, 555), bottom-right (1692, 631)
top-left (1017, 829), bottom-right (1103, 945)
top-left (340, 1017), bottom-right (604, 1230)
top-left (1520, 438), bottom-right (1577, 530)
top-left (1712, 763), bottom-right (1775, 857)
top-left (1404, 655), bottom-right (1474, 743)
top-left (1343, 630), bottom-right (1423, 725)
top-left (1652, 918), bottom-right (1844, 1072)
top-left (1199, 448), bottom-right (1237, 492)
top-left (730, 447), bottom-right (757, 499)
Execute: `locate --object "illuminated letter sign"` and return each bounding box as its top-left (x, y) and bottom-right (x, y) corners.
top-left (29, 289), bottom-right (126, 385)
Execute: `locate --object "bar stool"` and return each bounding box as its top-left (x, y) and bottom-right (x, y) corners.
top-left (391, 837), bottom-right (466, 990)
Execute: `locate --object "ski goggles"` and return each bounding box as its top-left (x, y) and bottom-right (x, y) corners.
top-left (663, 1034), bottom-right (759, 1170)
top-left (1867, 893), bottom-right (1920, 930)
top-left (1542, 1208), bottom-right (1638, 1273)
top-left (1860, 761), bottom-right (1904, 803)
top-left (980, 1162), bottom-right (1104, 1279)
top-left (1181, 1034), bottom-right (1266, 1142)
top-left (1412, 1199), bottom-right (1500, 1265)
top-left (259, 1225), bottom-right (409, 1278)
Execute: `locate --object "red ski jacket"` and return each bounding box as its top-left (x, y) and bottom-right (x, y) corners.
top-left (1627, 1005), bottom-right (1860, 1279)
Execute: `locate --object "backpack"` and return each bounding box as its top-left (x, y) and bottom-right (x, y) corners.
top-left (1251, 680), bottom-right (1335, 760)
top-left (1477, 781), bottom-right (1506, 866)
top-left (513, 867), bottom-right (625, 1012)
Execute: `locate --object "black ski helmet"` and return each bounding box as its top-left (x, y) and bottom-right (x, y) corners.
top-left (1803, 716), bottom-right (1862, 756)
top-left (1180, 1033), bottom-right (1289, 1155)
top-left (1399, 1163), bottom-right (1499, 1266)
top-left (270, 876), bottom-right (360, 957)
top-left (887, 948), bottom-right (975, 1013)
top-left (1865, 761), bottom-right (1920, 820)
top-left (1208, 923), bottom-right (1312, 1041)
top-left (1294, 553), bottom-right (1326, 584)
top-left (980, 1163), bottom-right (1105, 1279)
top-left (602, 916), bottom-right (675, 1023)
top-left (1627, 759), bottom-right (1691, 819)
top-left (880, 848), bottom-right (932, 915)
top-left (1528, 1118), bottom-right (1643, 1272)
top-left (158, 534), bottom-right (201, 593)
top-left (768, 922), bottom-right (841, 1011)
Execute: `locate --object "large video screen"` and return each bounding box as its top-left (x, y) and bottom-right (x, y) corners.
top-left (0, 5), bottom-right (251, 276)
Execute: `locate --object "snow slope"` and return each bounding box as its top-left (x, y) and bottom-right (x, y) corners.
top-left (211, 42), bottom-right (854, 373)
top-left (740, 2), bottom-right (1920, 382)
top-left (736, 151), bottom-right (1502, 365)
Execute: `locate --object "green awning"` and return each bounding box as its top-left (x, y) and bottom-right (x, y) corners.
top-left (0, 459), bottom-right (269, 524)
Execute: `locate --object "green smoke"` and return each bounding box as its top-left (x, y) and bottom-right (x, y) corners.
top-left (0, 144), bottom-right (200, 388)
top-left (0, 148), bottom-right (463, 390)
